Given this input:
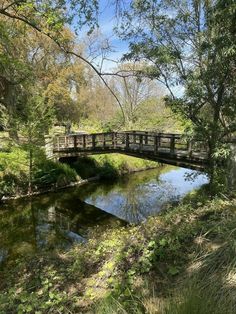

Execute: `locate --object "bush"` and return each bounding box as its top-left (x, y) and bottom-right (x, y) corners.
top-left (34, 159), bottom-right (78, 189)
top-left (0, 147), bottom-right (79, 197)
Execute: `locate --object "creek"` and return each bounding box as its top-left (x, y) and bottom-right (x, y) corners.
top-left (0, 165), bottom-right (208, 264)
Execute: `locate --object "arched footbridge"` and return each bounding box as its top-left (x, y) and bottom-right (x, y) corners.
top-left (49, 131), bottom-right (209, 170)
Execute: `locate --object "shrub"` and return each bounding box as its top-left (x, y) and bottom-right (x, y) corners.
top-left (0, 147), bottom-right (79, 197)
top-left (33, 159), bottom-right (78, 189)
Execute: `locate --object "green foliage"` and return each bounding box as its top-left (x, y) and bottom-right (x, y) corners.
top-left (0, 148), bottom-right (29, 196)
top-left (0, 148), bottom-right (78, 197)
top-left (71, 154), bottom-right (158, 180)
top-left (0, 259), bottom-right (70, 314)
top-left (34, 159), bottom-right (78, 189)
top-left (2, 192), bottom-right (236, 312)
top-left (92, 154), bottom-right (157, 176)
top-left (119, 0), bottom-right (236, 177)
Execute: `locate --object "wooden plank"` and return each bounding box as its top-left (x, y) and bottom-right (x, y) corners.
top-left (139, 134), bottom-right (143, 152)
top-left (126, 133), bottom-right (130, 149)
top-left (170, 135), bottom-right (175, 155)
top-left (92, 134), bottom-right (96, 149)
top-left (74, 135), bottom-right (77, 149)
top-left (83, 135), bottom-right (86, 149)
top-left (113, 132), bottom-right (117, 148)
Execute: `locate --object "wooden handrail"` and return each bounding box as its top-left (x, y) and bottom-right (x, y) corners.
top-left (51, 131), bottom-right (209, 167)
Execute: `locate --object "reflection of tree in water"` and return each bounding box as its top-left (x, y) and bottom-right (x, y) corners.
top-left (0, 200), bottom-right (85, 264)
top-left (0, 166), bottom-right (208, 263)
top-left (0, 192), bottom-right (121, 264)
top-left (34, 204), bottom-right (82, 249)
top-left (0, 202), bottom-right (38, 264)
top-left (118, 179), bottom-right (181, 223)
top-left (184, 170), bottom-right (205, 182)
top-left (85, 170), bottom-right (183, 223)
top-left (82, 167), bottom-right (185, 224)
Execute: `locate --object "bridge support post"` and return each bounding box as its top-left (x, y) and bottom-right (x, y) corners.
top-left (170, 135), bottom-right (175, 156)
top-left (188, 140), bottom-right (193, 158)
top-left (112, 133), bottom-right (117, 149)
top-left (73, 135), bottom-right (77, 150)
top-left (83, 135), bottom-right (86, 149)
top-left (126, 133), bottom-right (130, 149)
top-left (154, 135), bottom-right (159, 155)
top-left (139, 134), bottom-right (143, 152)
top-left (44, 136), bottom-right (54, 159)
top-left (92, 134), bottom-right (96, 149)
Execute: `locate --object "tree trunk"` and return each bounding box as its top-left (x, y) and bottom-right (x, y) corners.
top-left (208, 103), bottom-right (221, 187)
top-left (28, 148), bottom-right (33, 195)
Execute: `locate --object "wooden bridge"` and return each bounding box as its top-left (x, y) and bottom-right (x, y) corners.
top-left (51, 131), bottom-right (209, 170)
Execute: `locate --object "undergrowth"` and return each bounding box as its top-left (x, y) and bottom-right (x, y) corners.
top-left (1, 192), bottom-right (236, 313)
top-left (0, 148), bottom-right (78, 197)
top-left (71, 154), bottom-right (158, 180)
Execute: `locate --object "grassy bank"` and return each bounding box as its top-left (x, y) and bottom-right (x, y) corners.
top-left (70, 154), bottom-right (158, 180)
top-left (1, 190), bottom-right (236, 313)
top-left (0, 148), bottom-right (158, 199)
top-left (0, 148), bottom-right (79, 199)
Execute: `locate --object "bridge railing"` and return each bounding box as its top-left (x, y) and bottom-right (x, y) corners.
top-left (53, 132), bottom-right (209, 160)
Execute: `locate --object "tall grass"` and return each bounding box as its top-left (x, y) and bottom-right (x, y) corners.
top-left (95, 199), bottom-right (236, 314)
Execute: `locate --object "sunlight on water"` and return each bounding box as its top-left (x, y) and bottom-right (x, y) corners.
top-left (0, 166), bottom-right (208, 263)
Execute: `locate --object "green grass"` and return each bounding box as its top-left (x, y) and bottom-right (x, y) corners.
top-left (0, 147), bottom-right (78, 197)
top-left (0, 147), bottom-right (158, 198)
top-left (71, 154), bottom-right (158, 179)
top-left (1, 192), bottom-right (236, 313)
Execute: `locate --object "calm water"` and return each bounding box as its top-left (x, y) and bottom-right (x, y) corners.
top-left (0, 166), bottom-right (208, 264)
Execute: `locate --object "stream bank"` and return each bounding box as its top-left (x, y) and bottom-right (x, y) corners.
top-left (1, 189), bottom-right (236, 314)
top-left (0, 152), bottom-right (158, 201)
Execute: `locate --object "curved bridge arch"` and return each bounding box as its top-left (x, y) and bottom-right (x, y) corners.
top-left (51, 131), bottom-right (209, 171)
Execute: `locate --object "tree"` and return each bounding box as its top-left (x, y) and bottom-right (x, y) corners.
top-left (118, 0), bottom-right (236, 179)
top-left (19, 95), bottom-right (54, 194)
top-left (111, 63), bottom-right (164, 127)
top-left (0, 0), bottom-right (127, 121)
top-left (0, 15), bottom-right (88, 136)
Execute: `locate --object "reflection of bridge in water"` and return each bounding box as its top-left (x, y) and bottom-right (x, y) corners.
top-left (50, 131), bottom-right (209, 170)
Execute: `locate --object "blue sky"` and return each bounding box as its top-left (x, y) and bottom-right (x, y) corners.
top-left (76, 0), bottom-right (183, 97)
top-left (78, 0), bottom-right (130, 71)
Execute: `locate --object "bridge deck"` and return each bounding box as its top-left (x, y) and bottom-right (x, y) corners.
top-left (51, 131), bottom-right (209, 170)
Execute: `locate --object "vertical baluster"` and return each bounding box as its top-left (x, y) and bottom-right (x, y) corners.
top-left (139, 134), bottom-right (143, 152)
top-left (103, 134), bottom-right (106, 148)
top-left (154, 135), bottom-right (158, 154)
top-left (74, 135), bottom-right (77, 150)
top-left (113, 132), bottom-right (117, 149)
top-left (170, 134), bottom-right (175, 155)
top-left (92, 134), bottom-right (96, 149)
top-left (126, 133), bottom-right (130, 149)
top-left (83, 134), bottom-right (86, 149)
top-left (188, 140), bottom-right (193, 157)
top-left (145, 132), bottom-right (148, 145)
